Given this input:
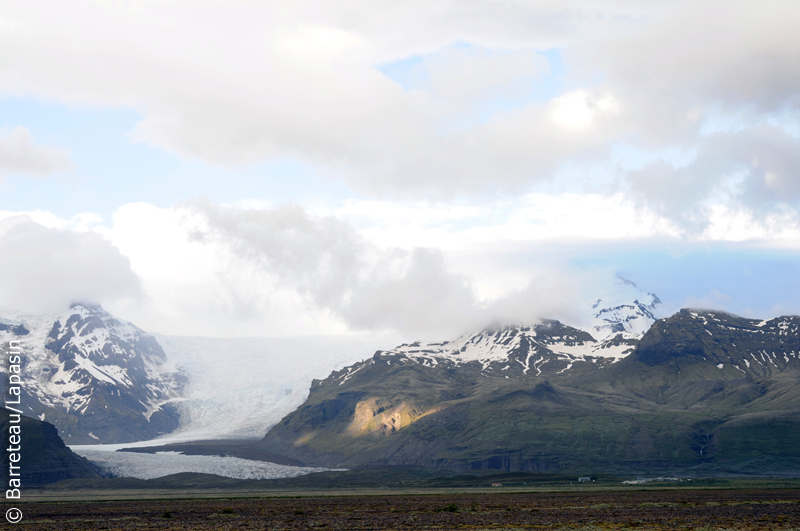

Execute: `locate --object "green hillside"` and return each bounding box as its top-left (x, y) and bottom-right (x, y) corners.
top-left (258, 310), bottom-right (800, 475)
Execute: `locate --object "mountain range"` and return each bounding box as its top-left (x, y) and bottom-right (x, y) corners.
top-left (256, 306), bottom-right (800, 475)
top-left (0, 304), bottom-right (186, 444)
top-left (5, 279), bottom-right (800, 482)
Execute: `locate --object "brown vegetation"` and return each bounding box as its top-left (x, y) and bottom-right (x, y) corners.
top-left (13, 488), bottom-right (800, 530)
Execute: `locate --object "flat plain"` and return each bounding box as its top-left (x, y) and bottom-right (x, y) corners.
top-left (9, 488), bottom-right (800, 530)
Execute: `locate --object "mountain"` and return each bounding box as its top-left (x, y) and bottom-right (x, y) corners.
top-left (0, 408), bottom-right (101, 487)
top-left (0, 304), bottom-right (186, 444)
top-left (257, 308), bottom-right (800, 475)
top-left (324, 280), bottom-right (662, 381)
top-left (589, 277), bottom-right (661, 340)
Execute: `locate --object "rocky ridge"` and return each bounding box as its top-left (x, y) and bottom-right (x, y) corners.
top-left (0, 304), bottom-right (186, 444)
top-left (258, 306), bottom-right (800, 474)
top-left (324, 280), bottom-right (661, 385)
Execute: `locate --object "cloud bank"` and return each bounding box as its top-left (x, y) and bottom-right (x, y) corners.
top-left (1, 1), bottom-right (796, 218)
top-left (1, 1), bottom-right (799, 338)
top-left (0, 216), bottom-right (142, 314)
top-left (185, 201), bottom-right (580, 338)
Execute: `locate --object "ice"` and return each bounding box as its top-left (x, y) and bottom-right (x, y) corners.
top-left (155, 333), bottom-right (400, 439)
top-left (72, 448), bottom-right (338, 480)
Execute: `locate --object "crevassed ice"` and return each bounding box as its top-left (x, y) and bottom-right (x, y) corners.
top-left (73, 449), bottom-right (338, 480)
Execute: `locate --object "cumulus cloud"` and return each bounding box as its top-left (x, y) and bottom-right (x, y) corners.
top-left (0, 216), bottom-right (142, 314)
top-left (483, 272), bottom-right (583, 328)
top-left (2, 1), bottom-right (799, 247)
top-left (7, 199), bottom-right (793, 338)
top-left (0, 126), bottom-right (73, 177)
top-left (185, 201), bottom-right (582, 338)
top-left (588, 1), bottom-right (800, 115)
top-left (0, 1), bottom-right (655, 194)
top-left (627, 125), bottom-right (800, 231)
top-left (161, 193), bottom-right (800, 337)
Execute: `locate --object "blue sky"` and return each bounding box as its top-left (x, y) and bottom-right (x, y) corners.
top-left (1, 1), bottom-right (799, 339)
top-left (0, 97), bottom-right (352, 219)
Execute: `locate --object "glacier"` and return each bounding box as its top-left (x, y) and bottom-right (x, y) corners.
top-left (64, 334), bottom-right (395, 479)
top-left (72, 446), bottom-right (337, 480)
top-left (68, 334), bottom-right (396, 480)
top-left (156, 334), bottom-right (400, 439)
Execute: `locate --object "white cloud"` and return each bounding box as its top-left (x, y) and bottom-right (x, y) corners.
top-left (95, 202), bottom-right (347, 337)
top-left (550, 90), bottom-right (620, 131)
top-left (97, 200), bottom-right (596, 339)
top-left (702, 205), bottom-right (800, 247)
top-left (2, 0), bottom-right (796, 223)
top-left (0, 216), bottom-right (141, 314)
top-left (0, 126), bottom-right (73, 177)
top-left (3, 0), bottom-right (800, 332)
top-left (586, 1), bottom-right (800, 117)
top-left (0, 1), bottom-right (665, 195)
top-left (3, 198), bottom-right (799, 337)
top-left (184, 200), bottom-right (489, 338)
top-left (0, 209), bottom-right (101, 231)
top-left (626, 125), bottom-right (800, 231)
top-left (337, 193), bottom-right (678, 254)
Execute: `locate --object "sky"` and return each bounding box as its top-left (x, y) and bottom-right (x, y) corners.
top-left (1, 0), bottom-right (799, 340)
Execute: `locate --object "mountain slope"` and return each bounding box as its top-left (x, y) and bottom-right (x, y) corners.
top-left (258, 309), bottom-right (800, 474)
top-left (0, 408), bottom-right (101, 486)
top-left (589, 277), bottom-right (661, 340)
top-left (0, 304), bottom-right (186, 444)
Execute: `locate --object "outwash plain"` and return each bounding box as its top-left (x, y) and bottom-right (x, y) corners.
top-left (13, 476), bottom-right (800, 530)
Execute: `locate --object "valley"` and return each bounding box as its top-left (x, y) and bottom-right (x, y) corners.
top-left (3, 280), bottom-right (800, 490)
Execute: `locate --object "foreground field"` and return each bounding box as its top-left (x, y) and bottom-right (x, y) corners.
top-left (11, 489), bottom-right (800, 530)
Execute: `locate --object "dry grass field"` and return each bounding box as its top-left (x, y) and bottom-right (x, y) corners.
top-left (9, 488), bottom-right (800, 530)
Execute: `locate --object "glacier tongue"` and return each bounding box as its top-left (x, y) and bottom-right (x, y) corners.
top-left (156, 333), bottom-right (400, 439)
top-left (71, 448), bottom-right (336, 480)
top-left (1, 301), bottom-right (397, 443)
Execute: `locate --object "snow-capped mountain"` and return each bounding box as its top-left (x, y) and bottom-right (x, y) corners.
top-left (259, 306), bottom-right (800, 474)
top-left (326, 280), bottom-right (662, 382)
top-left (0, 304), bottom-right (186, 444)
top-left (590, 277), bottom-right (661, 340)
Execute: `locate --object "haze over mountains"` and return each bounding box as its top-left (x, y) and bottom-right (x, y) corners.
top-left (0, 305), bottom-right (395, 444)
top-left (3, 278), bottom-right (800, 482)
top-left (0, 278), bottom-right (656, 442)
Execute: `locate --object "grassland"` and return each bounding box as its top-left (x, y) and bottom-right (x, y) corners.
top-left (10, 486), bottom-right (800, 530)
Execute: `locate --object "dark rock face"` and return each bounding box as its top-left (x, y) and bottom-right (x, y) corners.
top-left (634, 309), bottom-right (800, 374)
top-left (0, 323), bottom-right (29, 336)
top-left (258, 309), bottom-right (800, 475)
top-left (0, 408), bottom-right (100, 487)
